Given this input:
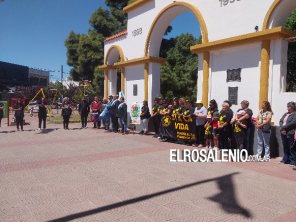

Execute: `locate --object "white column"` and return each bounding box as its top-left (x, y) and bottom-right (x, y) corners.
top-left (148, 63), bottom-right (161, 109)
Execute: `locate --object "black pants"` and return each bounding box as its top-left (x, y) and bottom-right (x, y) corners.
top-left (195, 125), bottom-right (205, 145)
top-left (0, 117), bottom-right (2, 127)
top-left (63, 115), bottom-right (70, 129)
top-left (219, 127), bottom-right (232, 149)
top-left (81, 115), bottom-right (88, 128)
top-left (16, 117), bottom-right (23, 130)
top-left (234, 131), bottom-right (245, 150)
top-left (244, 125), bottom-right (255, 155)
top-left (111, 115), bottom-right (118, 132)
top-left (39, 117), bottom-right (46, 129)
top-left (152, 116), bottom-right (160, 136)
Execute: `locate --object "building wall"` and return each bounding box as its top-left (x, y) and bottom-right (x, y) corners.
top-left (125, 64), bottom-right (145, 114)
top-left (210, 43), bottom-right (261, 115)
top-left (103, 0), bottom-right (296, 124)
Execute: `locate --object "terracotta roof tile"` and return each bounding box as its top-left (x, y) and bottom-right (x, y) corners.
top-left (105, 30), bottom-right (128, 42)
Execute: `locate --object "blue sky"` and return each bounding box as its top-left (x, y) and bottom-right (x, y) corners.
top-left (0, 0), bottom-right (200, 81)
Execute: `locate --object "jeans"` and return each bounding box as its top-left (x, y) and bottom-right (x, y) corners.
top-left (119, 118), bottom-right (127, 133)
top-left (281, 134), bottom-right (296, 164)
top-left (141, 118), bottom-right (149, 133)
top-left (257, 129), bottom-right (270, 158)
top-left (38, 117), bottom-right (46, 129)
top-left (103, 118), bottom-right (110, 130)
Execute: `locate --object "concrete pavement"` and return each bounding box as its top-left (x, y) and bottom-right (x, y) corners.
top-left (0, 114), bottom-right (296, 221)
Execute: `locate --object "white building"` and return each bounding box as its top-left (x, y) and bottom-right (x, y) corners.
top-left (99, 0), bottom-right (296, 124)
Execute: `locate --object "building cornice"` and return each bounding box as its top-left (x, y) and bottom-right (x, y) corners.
top-left (99, 56), bottom-right (166, 70)
top-left (123, 0), bottom-right (154, 13)
top-left (191, 27), bottom-right (295, 53)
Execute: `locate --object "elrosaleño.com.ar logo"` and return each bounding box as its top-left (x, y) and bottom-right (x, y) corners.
top-left (170, 149), bottom-right (270, 163)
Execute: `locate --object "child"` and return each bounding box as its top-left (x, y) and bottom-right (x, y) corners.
top-left (232, 110), bottom-right (248, 150)
top-left (204, 114), bottom-right (213, 148)
top-left (212, 112), bottom-right (220, 149)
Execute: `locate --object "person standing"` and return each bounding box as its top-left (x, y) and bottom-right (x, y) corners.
top-left (218, 102), bottom-right (233, 149)
top-left (279, 102), bottom-right (296, 165)
top-left (38, 97), bottom-right (47, 130)
top-left (204, 114), bottom-right (213, 148)
top-left (101, 98), bottom-right (110, 130)
top-left (207, 99), bottom-right (219, 116)
top-left (232, 110), bottom-right (248, 151)
top-left (255, 101), bottom-right (273, 160)
top-left (151, 98), bottom-right (160, 138)
top-left (140, 100), bottom-right (150, 135)
top-left (13, 98), bottom-right (25, 131)
top-left (193, 100), bottom-right (207, 147)
top-left (0, 102), bottom-right (4, 127)
top-left (236, 100), bottom-right (254, 155)
top-left (206, 99), bottom-right (219, 148)
top-left (110, 95), bottom-right (120, 133)
top-left (118, 97), bottom-right (128, 134)
top-left (79, 96), bottom-right (90, 129)
top-left (61, 97), bottom-right (72, 130)
top-left (91, 96), bottom-right (102, 129)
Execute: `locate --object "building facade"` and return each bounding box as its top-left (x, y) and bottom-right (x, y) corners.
top-left (0, 61), bottom-right (49, 99)
top-left (100, 0), bottom-right (296, 124)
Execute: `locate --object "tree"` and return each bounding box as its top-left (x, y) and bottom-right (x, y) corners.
top-left (65, 0), bottom-right (129, 97)
top-left (160, 34), bottom-right (199, 101)
top-left (285, 9), bottom-right (296, 92)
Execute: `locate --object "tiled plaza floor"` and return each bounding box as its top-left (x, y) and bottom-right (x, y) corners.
top-left (0, 115), bottom-right (296, 222)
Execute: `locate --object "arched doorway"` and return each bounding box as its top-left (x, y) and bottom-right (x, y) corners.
top-left (143, 2), bottom-right (209, 106)
top-left (263, 0), bottom-right (296, 30)
top-left (104, 45), bottom-right (125, 98)
top-left (258, 0), bottom-right (296, 121)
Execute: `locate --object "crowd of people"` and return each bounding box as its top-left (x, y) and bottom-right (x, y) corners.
top-left (140, 97), bottom-right (296, 165)
top-left (2, 95), bottom-right (296, 165)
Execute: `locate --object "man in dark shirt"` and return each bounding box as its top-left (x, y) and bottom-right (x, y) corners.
top-left (79, 96), bottom-right (90, 129)
top-left (38, 98), bottom-right (47, 130)
top-left (14, 98), bottom-right (25, 131)
top-left (219, 102), bottom-right (234, 149)
top-left (151, 98), bottom-right (160, 138)
top-left (236, 100), bottom-right (254, 154)
top-left (110, 95), bottom-right (120, 132)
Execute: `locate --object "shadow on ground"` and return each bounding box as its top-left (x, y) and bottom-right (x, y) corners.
top-left (207, 173), bottom-right (252, 218)
top-left (47, 172), bottom-right (253, 222)
top-left (0, 129), bottom-right (35, 133)
top-left (36, 128), bottom-right (59, 134)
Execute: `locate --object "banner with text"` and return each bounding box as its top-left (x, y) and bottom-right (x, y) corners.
top-left (160, 114), bottom-right (196, 141)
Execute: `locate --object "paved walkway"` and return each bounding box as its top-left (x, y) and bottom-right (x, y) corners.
top-left (0, 115), bottom-right (296, 222)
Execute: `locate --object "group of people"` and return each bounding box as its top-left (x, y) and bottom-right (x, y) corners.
top-left (146, 97), bottom-right (296, 165)
top-left (2, 95), bottom-right (296, 165)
